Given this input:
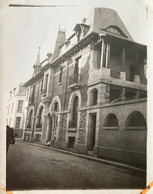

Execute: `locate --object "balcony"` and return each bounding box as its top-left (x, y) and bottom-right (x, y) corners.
top-left (68, 74), bottom-right (80, 89)
top-left (110, 70), bottom-right (120, 79)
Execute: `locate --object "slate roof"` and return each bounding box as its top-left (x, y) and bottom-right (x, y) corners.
top-left (86, 7), bottom-right (133, 41)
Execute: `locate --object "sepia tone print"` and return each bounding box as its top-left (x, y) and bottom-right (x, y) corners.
top-left (5, 5), bottom-right (147, 192)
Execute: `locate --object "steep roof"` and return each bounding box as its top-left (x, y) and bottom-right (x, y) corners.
top-left (51, 30), bottom-right (66, 61)
top-left (86, 7), bottom-right (133, 41)
top-left (34, 49), bottom-right (40, 67)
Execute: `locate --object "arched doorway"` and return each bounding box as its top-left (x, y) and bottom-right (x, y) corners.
top-left (69, 95), bottom-right (79, 128)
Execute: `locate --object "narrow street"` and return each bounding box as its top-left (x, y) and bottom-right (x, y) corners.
top-left (7, 141), bottom-right (146, 191)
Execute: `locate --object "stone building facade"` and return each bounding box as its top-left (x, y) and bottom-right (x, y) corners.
top-left (6, 83), bottom-right (26, 138)
top-left (23, 8), bottom-right (147, 168)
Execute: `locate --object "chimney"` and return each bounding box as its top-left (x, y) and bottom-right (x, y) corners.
top-left (82, 17), bottom-right (87, 23)
top-left (47, 53), bottom-right (52, 61)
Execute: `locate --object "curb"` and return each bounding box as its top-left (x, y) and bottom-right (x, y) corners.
top-left (16, 139), bottom-right (146, 174)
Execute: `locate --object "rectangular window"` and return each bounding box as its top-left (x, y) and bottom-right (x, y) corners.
top-left (26, 89), bottom-right (29, 100)
top-left (11, 103), bottom-right (14, 113)
top-left (68, 57), bottom-right (81, 86)
top-left (19, 86), bottom-right (25, 93)
top-left (74, 56), bottom-right (81, 83)
top-left (43, 74), bottom-right (49, 93)
top-left (59, 68), bottom-right (63, 83)
top-left (15, 117), bottom-right (21, 128)
top-left (17, 100), bottom-right (23, 111)
top-left (41, 80), bottom-right (44, 92)
top-left (29, 85), bottom-right (35, 103)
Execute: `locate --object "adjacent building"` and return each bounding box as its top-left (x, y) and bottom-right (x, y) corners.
top-left (6, 83), bottom-right (26, 138)
top-left (23, 8), bottom-right (147, 168)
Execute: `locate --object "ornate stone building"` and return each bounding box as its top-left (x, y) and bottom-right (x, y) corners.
top-left (23, 8), bottom-right (147, 168)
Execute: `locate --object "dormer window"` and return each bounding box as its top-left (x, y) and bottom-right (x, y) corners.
top-left (101, 26), bottom-right (127, 38)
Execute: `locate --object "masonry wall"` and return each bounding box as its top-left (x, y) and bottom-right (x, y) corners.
top-left (30, 77), bottom-right (44, 114)
top-left (95, 99), bottom-right (147, 168)
top-left (24, 76), bottom-right (44, 141)
top-left (51, 44), bottom-right (91, 110)
top-left (47, 45), bottom-right (92, 149)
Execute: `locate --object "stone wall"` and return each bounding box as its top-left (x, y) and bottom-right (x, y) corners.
top-left (78, 111), bottom-right (87, 144)
top-left (41, 116), bottom-right (47, 144)
top-left (58, 113), bottom-right (67, 142)
top-left (96, 99), bottom-right (147, 168)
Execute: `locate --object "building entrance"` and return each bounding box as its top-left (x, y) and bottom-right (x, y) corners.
top-left (46, 114), bottom-right (52, 143)
top-left (88, 113), bottom-right (97, 151)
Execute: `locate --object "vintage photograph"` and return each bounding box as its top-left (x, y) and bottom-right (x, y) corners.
top-left (0, 0), bottom-right (151, 193)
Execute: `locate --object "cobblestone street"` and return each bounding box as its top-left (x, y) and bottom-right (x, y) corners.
top-left (7, 141), bottom-right (146, 191)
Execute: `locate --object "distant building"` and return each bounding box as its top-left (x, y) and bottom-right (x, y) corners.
top-left (23, 8), bottom-right (147, 168)
top-left (6, 83), bottom-right (26, 138)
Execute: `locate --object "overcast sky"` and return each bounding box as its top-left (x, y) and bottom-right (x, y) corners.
top-left (0, 0), bottom-right (149, 92)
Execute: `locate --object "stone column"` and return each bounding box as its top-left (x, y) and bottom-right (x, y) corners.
top-left (31, 117), bottom-right (36, 142)
top-left (135, 90), bottom-right (140, 99)
top-left (120, 87), bottom-right (126, 101)
top-left (45, 115), bottom-right (49, 142)
top-left (98, 83), bottom-right (110, 104)
top-left (100, 39), bottom-right (105, 68)
top-left (134, 50), bottom-right (140, 83)
top-left (120, 48), bottom-right (126, 80)
top-left (135, 50), bottom-right (139, 75)
top-left (105, 42), bottom-right (111, 68)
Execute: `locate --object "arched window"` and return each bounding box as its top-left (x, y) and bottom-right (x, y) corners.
top-left (91, 89), bottom-right (98, 105)
top-left (104, 26), bottom-right (127, 38)
top-left (69, 96), bottom-right (79, 128)
top-left (54, 102), bottom-right (59, 112)
top-left (104, 113), bottom-right (118, 129)
top-left (28, 110), bottom-right (33, 129)
top-left (37, 107), bottom-right (44, 128)
top-left (126, 111), bottom-right (146, 129)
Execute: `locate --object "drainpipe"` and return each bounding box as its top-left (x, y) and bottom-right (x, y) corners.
top-left (63, 60), bottom-right (69, 111)
top-left (31, 80), bottom-right (40, 142)
top-left (59, 59), bottom-right (68, 142)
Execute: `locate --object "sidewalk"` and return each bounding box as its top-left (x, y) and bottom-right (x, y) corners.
top-left (17, 138), bottom-right (146, 174)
